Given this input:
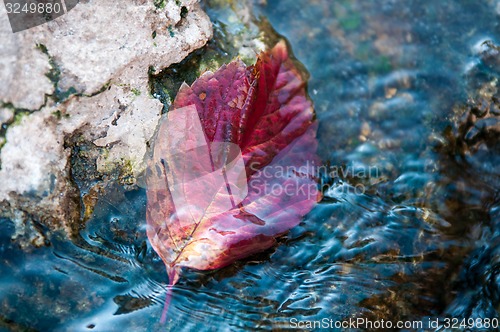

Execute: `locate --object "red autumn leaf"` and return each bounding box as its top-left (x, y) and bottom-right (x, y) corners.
top-left (145, 41), bottom-right (320, 322)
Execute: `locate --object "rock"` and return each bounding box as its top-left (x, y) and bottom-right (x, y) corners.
top-left (0, 108), bottom-right (14, 125)
top-left (1, 0), bottom-right (209, 102)
top-left (0, 0), bottom-right (212, 241)
top-left (0, 7), bottom-right (52, 110)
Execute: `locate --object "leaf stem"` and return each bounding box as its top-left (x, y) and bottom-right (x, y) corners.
top-left (160, 285), bottom-right (173, 324)
top-left (160, 267), bottom-right (179, 324)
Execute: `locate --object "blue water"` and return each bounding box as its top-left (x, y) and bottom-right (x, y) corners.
top-left (1, 0), bottom-right (500, 331)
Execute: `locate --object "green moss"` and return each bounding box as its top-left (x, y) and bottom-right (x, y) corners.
top-left (85, 81), bottom-right (111, 98)
top-left (36, 43), bottom-right (77, 103)
top-left (180, 6), bottom-right (188, 19)
top-left (52, 110), bottom-right (62, 120)
top-left (36, 43), bottom-right (59, 82)
top-left (150, 79), bottom-right (172, 113)
top-left (117, 159), bottom-right (135, 186)
top-left (13, 111), bottom-right (29, 126)
top-left (154, 0), bottom-right (166, 9)
top-left (51, 110), bottom-right (70, 120)
top-left (131, 88), bottom-right (141, 96)
top-left (0, 103), bottom-right (34, 152)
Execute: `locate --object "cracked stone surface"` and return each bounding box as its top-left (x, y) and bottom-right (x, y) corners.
top-left (0, 0), bottom-right (212, 240)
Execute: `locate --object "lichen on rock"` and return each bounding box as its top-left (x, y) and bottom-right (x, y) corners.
top-left (0, 0), bottom-right (212, 243)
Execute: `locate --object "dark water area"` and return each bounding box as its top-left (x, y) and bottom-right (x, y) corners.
top-left (1, 0), bottom-right (500, 331)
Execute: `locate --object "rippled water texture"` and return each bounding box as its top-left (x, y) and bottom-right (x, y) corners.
top-left (1, 0), bottom-right (500, 331)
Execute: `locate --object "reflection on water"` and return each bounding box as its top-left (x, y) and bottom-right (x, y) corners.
top-left (1, 0), bottom-right (500, 331)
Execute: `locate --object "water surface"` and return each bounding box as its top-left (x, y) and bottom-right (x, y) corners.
top-left (1, 0), bottom-right (500, 331)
